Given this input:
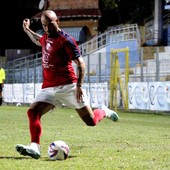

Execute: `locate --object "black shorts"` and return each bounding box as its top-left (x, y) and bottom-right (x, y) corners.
top-left (0, 84), bottom-right (2, 92)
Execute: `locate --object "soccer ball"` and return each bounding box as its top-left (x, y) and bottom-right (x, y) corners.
top-left (47, 140), bottom-right (70, 160)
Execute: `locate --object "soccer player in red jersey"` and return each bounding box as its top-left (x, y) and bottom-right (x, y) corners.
top-left (16, 10), bottom-right (119, 159)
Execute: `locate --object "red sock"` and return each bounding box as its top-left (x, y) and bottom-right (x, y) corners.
top-left (93, 109), bottom-right (106, 125)
top-left (27, 109), bottom-right (42, 144)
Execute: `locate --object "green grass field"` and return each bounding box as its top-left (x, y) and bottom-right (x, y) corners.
top-left (0, 105), bottom-right (170, 170)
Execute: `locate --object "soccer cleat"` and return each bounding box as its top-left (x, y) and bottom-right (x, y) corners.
top-left (101, 105), bottom-right (119, 122)
top-left (15, 144), bottom-right (40, 159)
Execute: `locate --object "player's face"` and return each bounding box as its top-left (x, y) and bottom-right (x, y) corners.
top-left (41, 16), bottom-right (59, 37)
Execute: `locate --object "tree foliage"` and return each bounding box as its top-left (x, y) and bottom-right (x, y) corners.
top-left (99, 0), bottom-right (155, 32)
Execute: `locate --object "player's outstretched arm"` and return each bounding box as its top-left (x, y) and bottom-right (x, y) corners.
top-left (23, 18), bottom-right (42, 46)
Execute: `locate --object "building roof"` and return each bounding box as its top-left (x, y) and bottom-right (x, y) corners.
top-left (32, 8), bottom-right (101, 19)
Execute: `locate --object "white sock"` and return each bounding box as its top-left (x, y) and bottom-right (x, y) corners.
top-left (30, 142), bottom-right (40, 153)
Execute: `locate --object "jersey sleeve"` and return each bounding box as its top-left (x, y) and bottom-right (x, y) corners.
top-left (67, 37), bottom-right (81, 60)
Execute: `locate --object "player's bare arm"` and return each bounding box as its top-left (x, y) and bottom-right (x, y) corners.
top-left (74, 57), bottom-right (85, 87)
top-left (74, 57), bottom-right (86, 102)
top-left (23, 18), bottom-right (42, 46)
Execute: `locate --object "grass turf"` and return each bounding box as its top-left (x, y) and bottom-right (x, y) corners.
top-left (0, 105), bottom-right (170, 170)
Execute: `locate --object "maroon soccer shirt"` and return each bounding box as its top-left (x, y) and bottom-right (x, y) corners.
top-left (39, 31), bottom-right (81, 88)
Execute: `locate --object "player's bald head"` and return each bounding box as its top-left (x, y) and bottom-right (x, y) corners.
top-left (41, 10), bottom-right (58, 21)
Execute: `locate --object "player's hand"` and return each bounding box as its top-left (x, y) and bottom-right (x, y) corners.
top-left (23, 18), bottom-right (30, 32)
top-left (76, 86), bottom-right (84, 103)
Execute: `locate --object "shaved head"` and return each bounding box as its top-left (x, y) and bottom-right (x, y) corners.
top-left (41, 10), bottom-right (58, 21)
top-left (40, 10), bottom-right (60, 37)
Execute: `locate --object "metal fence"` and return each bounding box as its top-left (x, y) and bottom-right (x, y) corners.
top-left (4, 46), bottom-right (170, 84)
top-left (4, 24), bottom-right (142, 84)
top-left (79, 24), bottom-right (140, 56)
top-left (5, 52), bottom-right (42, 83)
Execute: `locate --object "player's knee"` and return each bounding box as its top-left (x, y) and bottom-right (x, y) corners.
top-left (27, 109), bottom-right (34, 118)
top-left (81, 115), bottom-right (96, 126)
top-left (27, 108), bottom-right (41, 119)
top-left (86, 120), bottom-right (96, 126)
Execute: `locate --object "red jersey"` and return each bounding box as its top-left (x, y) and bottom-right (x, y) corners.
top-left (39, 30), bottom-right (81, 88)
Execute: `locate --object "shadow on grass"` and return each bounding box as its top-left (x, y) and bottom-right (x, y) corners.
top-left (43, 155), bottom-right (77, 161)
top-left (0, 155), bottom-right (77, 160)
top-left (0, 156), bottom-right (30, 159)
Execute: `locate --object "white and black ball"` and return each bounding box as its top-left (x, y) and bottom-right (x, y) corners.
top-left (48, 140), bottom-right (70, 160)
